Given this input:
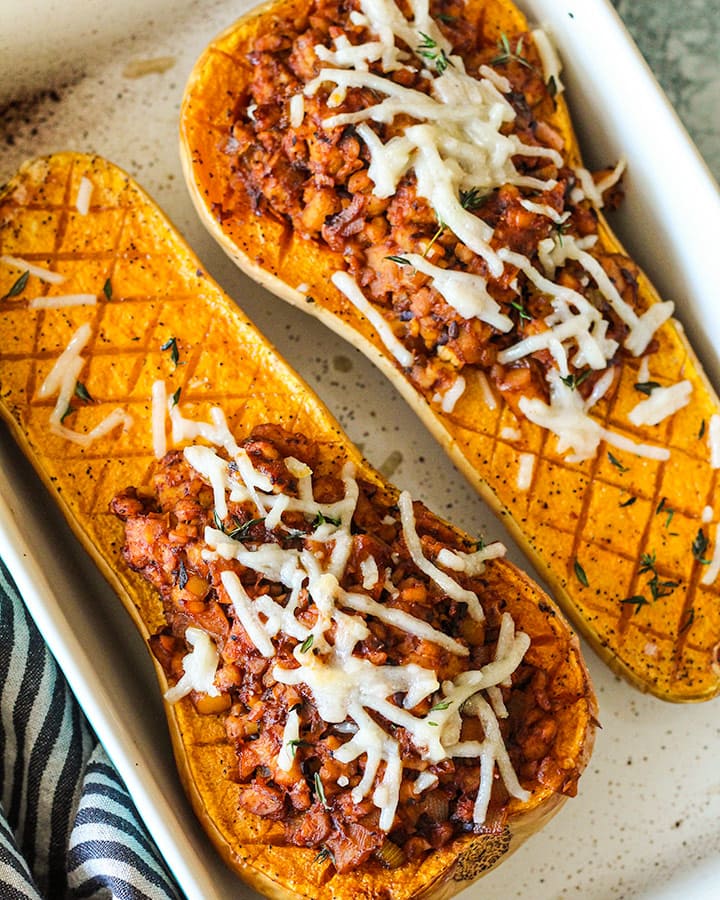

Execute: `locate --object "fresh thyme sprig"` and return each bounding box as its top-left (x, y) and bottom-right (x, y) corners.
top-left (417, 32), bottom-right (453, 74)
top-left (491, 32), bottom-right (534, 69)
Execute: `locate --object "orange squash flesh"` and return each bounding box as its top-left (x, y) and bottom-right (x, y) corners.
top-left (0, 153), bottom-right (596, 899)
top-left (179, 0), bottom-right (720, 702)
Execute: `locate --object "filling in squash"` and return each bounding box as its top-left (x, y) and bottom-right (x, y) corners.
top-left (223, 0), bottom-right (679, 463)
top-left (112, 423), bottom-right (581, 873)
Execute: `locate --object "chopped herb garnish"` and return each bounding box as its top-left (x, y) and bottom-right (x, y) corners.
top-left (416, 32), bottom-right (453, 73)
top-left (621, 595), bottom-right (649, 614)
top-left (1, 270), bottom-right (29, 300)
top-left (213, 510), bottom-right (226, 533)
top-left (474, 536), bottom-right (486, 551)
top-left (608, 451), bottom-right (629, 473)
top-left (547, 74), bottom-right (558, 97)
top-left (648, 575), bottom-right (679, 602)
top-left (314, 847), bottom-right (333, 865)
top-left (385, 255), bottom-right (411, 266)
top-left (639, 551), bottom-right (657, 574)
top-left (679, 607), bottom-right (695, 634)
top-left (573, 559), bottom-right (589, 587)
top-left (430, 700), bottom-right (451, 712)
top-left (313, 772), bottom-right (328, 808)
top-left (171, 386), bottom-right (181, 407)
top-left (60, 404), bottom-right (75, 423)
top-left (176, 559), bottom-right (188, 589)
top-left (492, 32), bottom-right (533, 69)
top-left (288, 739), bottom-right (310, 756)
top-left (74, 381), bottom-right (93, 403)
top-left (560, 369), bottom-right (591, 390)
top-left (510, 300), bottom-right (531, 322)
top-left (656, 497), bottom-right (675, 528)
top-left (634, 381), bottom-right (661, 396)
top-left (691, 528), bottom-right (711, 565)
top-left (619, 496), bottom-right (637, 507)
top-left (699, 419), bottom-right (706, 440)
top-left (428, 721), bottom-right (439, 726)
top-left (103, 277), bottom-right (112, 300)
top-left (423, 214), bottom-right (446, 257)
top-left (459, 187), bottom-right (485, 211)
top-left (228, 516), bottom-right (265, 540)
top-left (160, 336), bottom-right (180, 365)
top-left (314, 511), bottom-right (341, 528)
top-left (300, 634), bottom-right (314, 653)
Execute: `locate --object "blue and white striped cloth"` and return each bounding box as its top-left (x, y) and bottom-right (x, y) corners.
top-left (0, 558), bottom-right (183, 900)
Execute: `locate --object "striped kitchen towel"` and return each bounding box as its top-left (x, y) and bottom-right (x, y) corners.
top-left (0, 557), bottom-right (183, 900)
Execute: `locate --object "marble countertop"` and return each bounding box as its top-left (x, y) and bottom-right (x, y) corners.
top-left (613, 0), bottom-right (720, 179)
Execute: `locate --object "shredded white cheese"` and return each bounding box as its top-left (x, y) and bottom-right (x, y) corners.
top-left (75, 176), bottom-right (93, 215)
top-left (164, 627), bottom-right (221, 703)
top-left (1, 255), bottom-right (64, 284)
top-left (332, 270), bottom-right (414, 368)
top-left (516, 453), bottom-right (535, 491)
top-left (29, 293), bottom-right (97, 309)
top-left (151, 380), bottom-right (168, 459)
top-left (628, 381), bottom-right (692, 427)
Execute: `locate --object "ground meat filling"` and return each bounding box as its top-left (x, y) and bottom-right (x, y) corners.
top-left (111, 425), bottom-right (565, 873)
top-left (225, 0), bottom-right (634, 414)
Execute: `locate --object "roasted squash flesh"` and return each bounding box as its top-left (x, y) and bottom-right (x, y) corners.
top-left (179, 0), bottom-right (720, 701)
top-left (0, 153), bottom-right (596, 899)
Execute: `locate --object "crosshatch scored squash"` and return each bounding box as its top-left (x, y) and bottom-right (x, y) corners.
top-left (179, 0), bottom-right (720, 702)
top-left (0, 153), bottom-right (596, 898)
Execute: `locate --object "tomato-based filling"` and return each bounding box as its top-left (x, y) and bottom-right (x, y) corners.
top-left (112, 424), bottom-right (574, 873)
top-left (223, 0), bottom-right (644, 424)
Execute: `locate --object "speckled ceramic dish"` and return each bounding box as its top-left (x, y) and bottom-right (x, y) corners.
top-left (0, 1), bottom-right (719, 898)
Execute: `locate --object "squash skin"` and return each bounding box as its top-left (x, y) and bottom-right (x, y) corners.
top-left (0, 153), bottom-right (596, 899)
top-left (179, 0), bottom-right (720, 702)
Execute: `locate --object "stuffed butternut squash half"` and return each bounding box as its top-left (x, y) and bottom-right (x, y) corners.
top-left (0, 153), bottom-right (596, 898)
top-left (179, 0), bottom-right (720, 702)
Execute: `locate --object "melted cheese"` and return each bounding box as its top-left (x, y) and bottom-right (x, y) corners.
top-left (170, 430), bottom-right (528, 831)
top-left (29, 293), bottom-right (97, 308)
top-left (531, 28), bottom-right (564, 95)
top-left (39, 322), bottom-right (132, 446)
top-left (516, 452), bottom-right (535, 491)
top-left (332, 270), bottom-right (414, 367)
top-left (400, 253), bottom-right (512, 331)
top-left (432, 375), bottom-right (466, 413)
top-left (75, 176), bottom-right (93, 215)
top-left (164, 627), bottom-right (221, 703)
top-left (628, 380), bottom-right (692, 427)
top-left (1, 254), bottom-right (64, 284)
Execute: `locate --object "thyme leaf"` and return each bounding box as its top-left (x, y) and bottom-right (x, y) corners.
top-left (621, 595), bottom-right (649, 614)
top-left (1, 270), bottom-right (29, 300)
top-left (385, 255), bottom-right (411, 266)
top-left (60, 404), bottom-right (75, 423)
top-left (510, 300), bottom-right (531, 322)
top-left (313, 772), bottom-right (329, 808)
top-left (228, 516), bottom-right (265, 540)
top-left (171, 386), bottom-right (181, 407)
top-left (300, 634), bottom-right (314, 653)
top-left (313, 511), bottom-right (341, 528)
top-left (573, 559), bottom-right (589, 587)
top-left (699, 419), bottom-right (706, 440)
top-left (692, 528), bottom-right (711, 565)
top-left (430, 700), bottom-right (451, 712)
top-left (679, 607), bottom-right (695, 634)
top-left (416, 32), bottom-right (453, 73)
top-left (459, 187), bottom-right (486, 211)
top-left (607, 451), bottom-right (629, 473)
top-left (492, 32), bottom-right (533, 69)
top-left (619, 496), bottom-right (637, 507)
top-left (634, 381), bottom-right (661, 395)
top-left (560, 369), bottom-right (591, 390)
top-left (103, 277), bottom-right (113, 300)
top-left (160, 336), bottom-right (180, 365)
top-left (74, 381), bottom-right (93, 403)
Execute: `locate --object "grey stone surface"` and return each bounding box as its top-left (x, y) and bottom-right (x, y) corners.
top-left (613, 0), bottom-right (720, 180)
